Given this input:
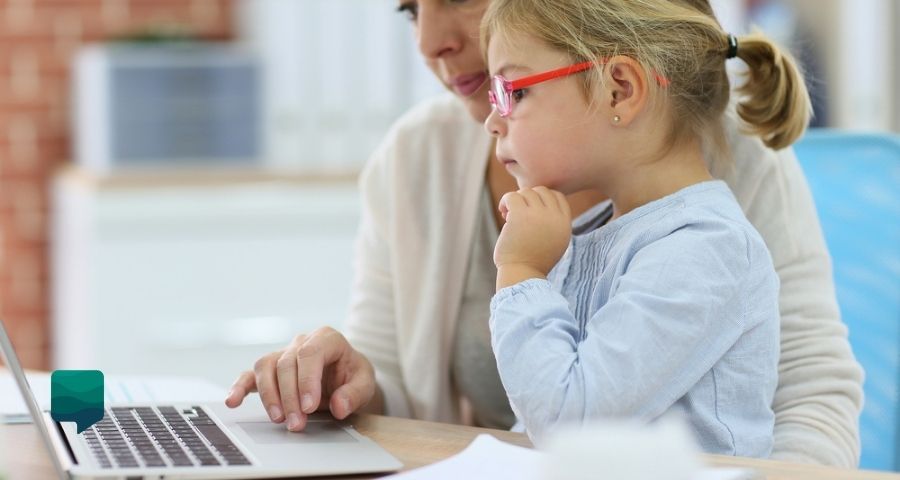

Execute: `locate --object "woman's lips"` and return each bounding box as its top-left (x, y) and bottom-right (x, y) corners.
top-left (450, 72), bottom-right (487, 97)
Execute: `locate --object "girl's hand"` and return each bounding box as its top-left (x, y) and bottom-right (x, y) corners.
top-left (494, 186), bottom-right (572, 289)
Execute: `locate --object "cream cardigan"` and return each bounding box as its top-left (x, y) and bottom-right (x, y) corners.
top-left (343, 94), bottom-right (863, 467)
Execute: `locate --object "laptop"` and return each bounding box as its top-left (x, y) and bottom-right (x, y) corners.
top-left (0, 318), bottom-right (403, 479)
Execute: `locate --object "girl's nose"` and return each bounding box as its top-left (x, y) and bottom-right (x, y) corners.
top-left (484, 107), bottom-right (506, 138)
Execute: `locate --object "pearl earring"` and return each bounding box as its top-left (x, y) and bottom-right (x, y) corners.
top-left (613, 115), bottom-right (621, 124)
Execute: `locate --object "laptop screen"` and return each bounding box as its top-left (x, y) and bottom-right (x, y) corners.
top-left (0, 318), bottom-right (68, 479)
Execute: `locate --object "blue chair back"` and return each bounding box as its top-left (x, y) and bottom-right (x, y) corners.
top-left (794, 130), bottom-right (900, 471)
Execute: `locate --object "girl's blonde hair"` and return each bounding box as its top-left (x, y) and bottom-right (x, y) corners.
top-left (480, 0), bottom-right (812, 153)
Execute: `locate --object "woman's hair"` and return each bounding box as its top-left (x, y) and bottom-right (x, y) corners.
top-left (480, 0), bottom-right (812, 153)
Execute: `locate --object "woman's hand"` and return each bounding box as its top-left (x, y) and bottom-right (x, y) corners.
top-left (494, 186), bottom-right (572, 289)
top-left (225, 327), bottom-right (379, 431)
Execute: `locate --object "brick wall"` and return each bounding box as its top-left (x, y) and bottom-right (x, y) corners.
top-left (0, 0), bottom-right (234, 369)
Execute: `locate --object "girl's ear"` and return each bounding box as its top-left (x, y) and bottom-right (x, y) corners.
top-left (603, 55), bottom-right (648, 127)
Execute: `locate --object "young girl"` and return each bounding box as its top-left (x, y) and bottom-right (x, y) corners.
top-left (483, 0), bottom-right (811, 457)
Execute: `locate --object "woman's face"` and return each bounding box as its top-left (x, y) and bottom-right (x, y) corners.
top-left (397, 0), bottom-right (493, 122)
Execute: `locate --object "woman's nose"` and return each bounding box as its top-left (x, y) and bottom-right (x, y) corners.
top-left (416, 3), bottom-right (462, 60)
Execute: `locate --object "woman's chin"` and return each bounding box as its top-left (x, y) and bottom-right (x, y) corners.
top-left (462, 99), bottom-right (491, 123)
top-left (455, 86), bottom-right (492, 123)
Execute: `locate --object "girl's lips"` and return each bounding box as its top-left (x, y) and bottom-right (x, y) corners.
top-left (450, 72), bottom-right (488, 97)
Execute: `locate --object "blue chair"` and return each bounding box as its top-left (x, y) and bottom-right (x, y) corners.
top-left (794, 130), bottom-right (900, 471)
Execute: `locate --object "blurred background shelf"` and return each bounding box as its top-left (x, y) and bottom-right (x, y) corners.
top-left (51, 167), bottom-right (360, 387)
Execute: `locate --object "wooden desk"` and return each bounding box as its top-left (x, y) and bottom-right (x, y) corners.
top-left (2, 414), bottom-right (898, 480)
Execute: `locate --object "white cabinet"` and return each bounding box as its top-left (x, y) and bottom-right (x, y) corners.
top-left (52, 169), bottom-right (360, 388)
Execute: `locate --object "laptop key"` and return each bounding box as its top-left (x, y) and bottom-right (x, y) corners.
top-left (83, 406), bottom-right (253, 469)
top-left (191, 421), bottom-right (251, 465)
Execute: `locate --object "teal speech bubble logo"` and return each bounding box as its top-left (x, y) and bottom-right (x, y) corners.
top-left (50, 370), bottom-right (104, 433)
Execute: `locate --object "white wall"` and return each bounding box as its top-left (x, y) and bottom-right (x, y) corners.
top-left (715, 0), bottom-right (898, 132)
top-left (894, 0), bottom-right (900, 132)
top-left (829, 0), bottom-right (894, 131)
top-left (238, 0), bottom-right (444, 172)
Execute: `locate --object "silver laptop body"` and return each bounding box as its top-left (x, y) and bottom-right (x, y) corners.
top-left (0, 318), bottom-right (402, 479)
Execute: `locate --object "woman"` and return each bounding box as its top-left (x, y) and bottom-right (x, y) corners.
top-left (226, 0), bottom-right (863, 467)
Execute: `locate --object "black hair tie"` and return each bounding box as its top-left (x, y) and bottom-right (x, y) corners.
top-left (726, 34), bottom-right (739, 59)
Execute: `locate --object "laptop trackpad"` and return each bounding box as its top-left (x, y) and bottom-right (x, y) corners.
top-left (236, 420), bottom-right (358, 444)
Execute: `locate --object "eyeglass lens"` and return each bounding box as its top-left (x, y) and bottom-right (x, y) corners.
top-left (491, 76), bottom-right (510, 115)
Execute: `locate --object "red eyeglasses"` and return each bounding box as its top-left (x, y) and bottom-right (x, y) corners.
top-left (488, 60), bottom-right (670, 117)
top-left (489, 61), bottom-right (593, 117)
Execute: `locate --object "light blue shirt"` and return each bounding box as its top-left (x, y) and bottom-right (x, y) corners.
top-left (490, 180), bottom-right (779, 457)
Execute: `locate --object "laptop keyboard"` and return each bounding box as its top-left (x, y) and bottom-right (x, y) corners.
top-left (81, 406), bottom-right (252, 469)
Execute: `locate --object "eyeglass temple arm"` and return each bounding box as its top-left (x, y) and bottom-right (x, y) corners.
top-left (509, 61), bottom-right (595, 89)
top-left (508, 60), bottom-right (670, 89)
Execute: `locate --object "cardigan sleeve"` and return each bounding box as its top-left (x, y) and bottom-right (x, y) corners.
top-left (340, 94), bottom-right (494, 423)
top-left (722, 115), bottom-right (864, 467)
top-left (341, 138), bottom-right (412, 418)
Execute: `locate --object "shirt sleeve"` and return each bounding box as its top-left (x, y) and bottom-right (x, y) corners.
top-left (489, 225), bottom-right (773, 442)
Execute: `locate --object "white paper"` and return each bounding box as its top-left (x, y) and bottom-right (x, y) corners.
top-left (384, 434), bottom-right (757, 480)
top-left (1, 371), bottom-right (227, 421)
top-left (694, 469), bottom-right (759, 480)
top-left (386, 434), bottom-right (543, 480)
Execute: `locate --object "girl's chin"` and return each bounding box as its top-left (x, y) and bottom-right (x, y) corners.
top-left (513, 177), bottom-right (536, 190)
top-left (517, 178), bottom-right (563, 191)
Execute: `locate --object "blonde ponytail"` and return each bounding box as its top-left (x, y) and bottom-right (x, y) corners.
top-left (733, 33), bottom-right (813, 150)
